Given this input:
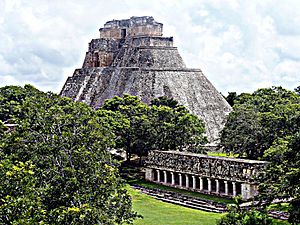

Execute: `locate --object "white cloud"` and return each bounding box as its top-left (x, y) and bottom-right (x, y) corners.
top-left (0, 0), bottom-right (300, 95)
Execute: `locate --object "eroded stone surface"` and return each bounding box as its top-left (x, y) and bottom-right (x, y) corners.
top-left (145, 150), bottom-right (268, 200)
top-left (60, 16), bottom-right (232, 142)
top-left (146, 150), bottom-right (267, 183)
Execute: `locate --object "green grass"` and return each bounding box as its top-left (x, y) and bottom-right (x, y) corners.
top-left (128, 178), bottom-right (234, 204)
top-left (128, 186), bottom-right (223, 225)
top-left (268, 203), bottom-right (290, 212)
top-left (207, 152), bottom-right (238, 158)
top-left (127, 186), bottom-right (290, 225)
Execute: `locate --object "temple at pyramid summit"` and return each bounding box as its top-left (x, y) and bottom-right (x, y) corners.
top-left (60, 16), bottom-right (232, 142)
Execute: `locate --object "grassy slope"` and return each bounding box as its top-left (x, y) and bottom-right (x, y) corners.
top-left (128, 187), bottom-right (222, 225)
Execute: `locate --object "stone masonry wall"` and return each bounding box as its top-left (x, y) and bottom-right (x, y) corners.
top-left (146, 150), bottom-right (267, 183)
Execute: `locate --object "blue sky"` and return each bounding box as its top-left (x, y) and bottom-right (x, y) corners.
top-left (0, 0), bottom-right (299, 95)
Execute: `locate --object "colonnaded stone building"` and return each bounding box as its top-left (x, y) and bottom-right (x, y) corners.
top-left (145, 151), bottom-right (267, 200)
top-left (60, 16), bottom-right (266, 200)
top-left (60, 16), bottom-right (232, 142)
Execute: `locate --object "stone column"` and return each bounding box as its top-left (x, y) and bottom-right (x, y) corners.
top-left (185, 174), bottom-right (189, 188)
top-left (232, 182), bottom-right (237, 196)
top-left (157, 170), bottom-right (160, 182)
top-left (216, 179), bottom-right (220, 194)
top-left (208, 178), bottom-right (212, 192)
top-left (192, 176), bottom-right (196, 189)
top-left (163, 171), bottom-right (167, 183)
top-left (224, 181), bottom-right (229, 195)
top-left (171, 172), bottom-right (175, 185)
top-left (241, 183), bottom-right (255, 200)
top-left (199, 177), bottom-right (203, 191)
top-left (145, 168), bottom-right (153, 181)
top-left (179, 173), bottom-right (182, 187)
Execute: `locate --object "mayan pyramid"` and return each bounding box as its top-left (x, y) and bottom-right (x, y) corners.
top-left (60, 16), bottom-right (232, 142)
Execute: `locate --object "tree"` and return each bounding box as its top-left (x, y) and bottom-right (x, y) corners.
top-left (0, 86), bottom-right (138, 224)
top-left (220, 106), bottom-right (267, 159)
top-left (220, 86), bottom-right (300, 159)
top-left (150, 100), bottom-right (207, 152)
top-left (0, 120), bottom-right (6, 140)
top-left (0, 159), bottom-right (47, 224)
top-left (0, 84), bottom-right (41, 123)
top-left (258, 131), bottom-right (300, 224)
top-left (294, 86), bottom-right (300, 95)
top-left (218, 198), bottom-right (276, 225)
top-left (221, 86), bottom-right (300, 223)
top-left (102, 95), bottom-right (207, 162)
top-left (225, 92), bottom-right (237, 107)
top-left (101, 94), bottom-right (151, 162)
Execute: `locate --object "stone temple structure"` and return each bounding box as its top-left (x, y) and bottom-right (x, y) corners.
top-left (60, 16), bottom-right (232, 142)
top-left (145, 151), bottom-right (267, 200)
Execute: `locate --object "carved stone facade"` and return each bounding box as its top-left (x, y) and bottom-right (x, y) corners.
top-left (60, 16), bottom-right (232, 142)
top-left (99, 16), bottom-right (163, 39)
top-left (145, 150), bottom-right (268, 200)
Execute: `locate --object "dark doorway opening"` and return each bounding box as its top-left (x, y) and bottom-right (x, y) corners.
top-left (211, 179), bottom-right (217, 192)
top-left (182, 175), bottom-right (186, 187)
top-left (189, 175), bottom-right (193, 188)
top-left (236, 183), bottom-right (242, 195)
top-left (175, 173), bottom-right (179, 185)
top-left (203, 178), bottom-right (208, 191)
top-left (159, 171), bottom-right (164, 182)
top-left (94, 52), bottom-right (99, 67)
top-left (121, 29), bottom-right (126, 38)
top-left (153, 170), bottom-right (157, 181)
top-left (196, 177), bottom-right (200, 189)
top-left (219, 180), bottom-right (226, 194)
top-left (167, 171), bottom-right (172, 184)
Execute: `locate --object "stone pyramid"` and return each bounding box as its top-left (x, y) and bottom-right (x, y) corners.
top-left (60, 16), bottom-right (232, 142)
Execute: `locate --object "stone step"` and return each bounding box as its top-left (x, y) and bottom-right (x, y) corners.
top-left (142, 192), bottom-right (223, 213)
top-left (160, 198), bottom-right (223, 213)
top-left (268, 211), bottom-right (289, 220)
top-left (132, 185), bottom-right (227, 213)
top-left (184, 200), bottom-right (226, 212)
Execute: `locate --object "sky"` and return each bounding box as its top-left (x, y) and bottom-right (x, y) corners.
top-left (0, 0), bottom-right (299, 95)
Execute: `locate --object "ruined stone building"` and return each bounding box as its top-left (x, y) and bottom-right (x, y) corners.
top-left (145, 151), bottom-right (267, 200)
top-left (60, 16), bottom-right (232, 142)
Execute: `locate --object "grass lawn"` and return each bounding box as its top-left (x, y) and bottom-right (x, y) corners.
top-left (127, 187), bottom-right (223, 225)
top-left (268, 203), bottom-right (289, 212)
top-left (207, 152), bottom-right (238, 158)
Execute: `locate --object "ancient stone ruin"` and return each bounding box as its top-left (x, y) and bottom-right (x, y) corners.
top-left (60, 16), bottom-right (232, 142)
top-left (145, 150), bottom-right (268, 200)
